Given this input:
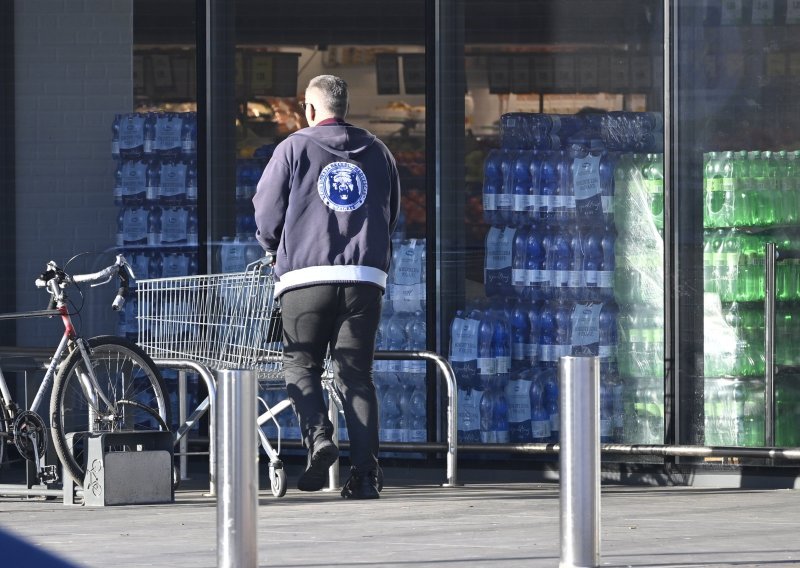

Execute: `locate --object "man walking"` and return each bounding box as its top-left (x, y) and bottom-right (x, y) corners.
top-left (253, 75), bottom-right (401, 499)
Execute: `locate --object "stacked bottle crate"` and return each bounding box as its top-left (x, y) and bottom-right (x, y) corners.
top-left (218, 157), bottom-right (270, 273)
top-left (374, 238), bottom-right (427, 455)
top-left (702, 149), bottom-right (800, 446)
top-left (112, 111), bottom-right (201, 434)
top-left (451, 111), bottom-right (665, 446)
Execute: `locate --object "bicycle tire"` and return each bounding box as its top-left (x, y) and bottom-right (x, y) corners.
top-left (50, 335), bottom-right (171, 486)
top-left (0, 402), bottom-right (7, 468)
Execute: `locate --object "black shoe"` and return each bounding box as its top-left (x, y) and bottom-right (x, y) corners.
top-left (340, 468), bottom-right (380, 500)
top-left (297, 438), bottom-right (339, 492)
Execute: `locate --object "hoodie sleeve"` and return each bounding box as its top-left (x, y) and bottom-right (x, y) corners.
top-left (388, 154), bottom-right (402, 235)
top-left (252, 146), bottom-right (291, 254)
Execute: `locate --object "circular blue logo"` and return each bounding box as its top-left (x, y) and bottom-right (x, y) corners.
top-left (317, 161), bottom-right (368, 211)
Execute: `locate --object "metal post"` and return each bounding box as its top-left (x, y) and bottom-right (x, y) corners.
top-left (765, 242), bottom-right (776, 446)
top-left (327, 398), bottom-right (340, 490)
top-left (216, 370), bottom-right (257, 568)
top-left (559, 356), bottom-right (600, 568)
top-left (178, 370), bottom-right (188, 481)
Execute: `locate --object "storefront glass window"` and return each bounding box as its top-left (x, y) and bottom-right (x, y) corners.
top-left (220, 0), bottom-right (428, 446)
top-left (446, 0), bottom-right (666, 452)
top-left (676, 2), bottom-right (800, 450)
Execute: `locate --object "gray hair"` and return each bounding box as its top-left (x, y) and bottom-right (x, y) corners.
top-left (307, 75), bottom-right (349, 118)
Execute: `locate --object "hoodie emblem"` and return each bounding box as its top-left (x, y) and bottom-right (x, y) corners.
top-left (317, 161), bottom-right (368, 211)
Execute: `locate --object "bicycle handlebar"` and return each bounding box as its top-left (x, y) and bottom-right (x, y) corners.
top-left (35, 254), bottom-right (134, 311)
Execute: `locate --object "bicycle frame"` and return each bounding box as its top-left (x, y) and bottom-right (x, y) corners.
top-left (0, 305), bottom-right (115, 439)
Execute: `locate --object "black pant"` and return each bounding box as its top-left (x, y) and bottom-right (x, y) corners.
top-left (279, 283), bottom-right (382, 473)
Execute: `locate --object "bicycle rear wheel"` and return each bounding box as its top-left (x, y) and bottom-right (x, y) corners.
top-left (0, 402), bottom-right (7, 468)
top-left (50, 335), bottom-right (171, 486)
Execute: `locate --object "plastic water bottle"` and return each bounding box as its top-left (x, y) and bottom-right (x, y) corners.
top-left (161, 250), bottom-right (195, 278)
top-left (526, 301), bottom-right (542, 367)
top-left (611, 375), bottom-right (625, 442)
top-left (529, 370), bottom-right (551, 442)
top-left (570, 301), bottom-right (601, 357)
top-left (509, 300), bottom-right (531, 373)
top-left (643, 153), bottom-right (664, 231)
top-left (118, 113), bottom-right (146, 159)
top-left (186, 160), bottom-right (198, 203)
top-left (479, 388), bottom-right (509, 444)
top-left (512, 151), bottom-right (534, 227)
top-left (746, 150), bottom-right (769, 227)
top-left (540, 151), bottom-right (560, 221)
top-left (704, 151), bottom-right (720, 228)
top-left (493, 389), bottom-right (510, 443)
top-left (599, 301), bottom-right (619, 365)
top-left (539, 300), bottom-right (558, 367)
top-left (731, 150), bottom-right (751, 227)
top-left (457, 387), bottom-right (483, 443)
top-left (492, 307), bottom-right (512, 390)
top-left (111, 114), bottom-right (121, 159)
top-left (180, 112), bottom-right (197, 160)
top-left (762, 150), bottom-right (779, 223)
top-left (483, 149), bottom-right (503, 225)
top-left (143, 112), bottom-right (157, 156)
top-left (380, 381), bottom-right (404, 444)
top-left (547, 222), bottom-right (572, 300)
top-left (159, 159), bottom-right (189, 205)
top-left (571, 143), bottom-right (603, 222)
top-left (497, 150), bottom-right (515, 226)
top-left (600, 224), bottom-right (616, 301)
top-left (479, 389), bottom-right (496, 443)
top-left (525, 224), bottom-right (548, 300)
top-left (403, 310), bottom-right (427, 411)
top-left (511, 227), bottom-right (529, 299)
top-left (154, 112), bottom-right (183, 158)
top-left (406, 383), bottom-right (427, 444)
top-left (500, 113), bottom-right (528, 149)
top-left (477, 309), bottom-right (497, 390)
top-left (530, 152), bottom-right (545, 221)
top-left (600, 377), bottom-right (614, 443)
top-left (505, 369), bottom-right (533, 443)
top-left (542, 368), bottom-right (560, 442)
top-left (554, 299), bottom-right (573, 362)
top-left (581, 225), bottom-right (603, 301)
top-left (450, 310), bottom-right (480, 390)
top-left (599, 149), bottom-right (615, 223)
top-left (220, 236), bottom-right (245, 273)
top-left (116, 206), bottom-right (149, 247)
top-left (385, 313), bottom-right (409, 401)
top-left (556, 150), bottom-right (574, 222)
top-left (485, 226), bottom-right (516, 298)
top-left (567, 225), bottom-right (585, 301)
top-left (144, 159), bottom-right (161, 203)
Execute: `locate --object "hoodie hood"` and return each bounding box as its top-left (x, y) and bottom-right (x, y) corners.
top-left (292, 124), bottom-right (377, 160)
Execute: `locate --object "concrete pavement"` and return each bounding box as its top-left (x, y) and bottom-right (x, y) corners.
top-left (1, 462), bottom-right (800, 568)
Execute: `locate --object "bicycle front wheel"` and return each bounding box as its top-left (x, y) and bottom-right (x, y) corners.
top-left (50, 335), bottom-right (171, 486)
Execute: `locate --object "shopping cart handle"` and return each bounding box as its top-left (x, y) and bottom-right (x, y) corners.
top-left (259, 253), bottom-right (275, 266)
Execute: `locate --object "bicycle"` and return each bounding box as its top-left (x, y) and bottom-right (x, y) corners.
top-left (0, 253), bottom-right (171, 487)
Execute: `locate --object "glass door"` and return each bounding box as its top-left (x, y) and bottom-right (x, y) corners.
top-left (440, 0), bottom-right (667, 455)
top-left (675, 0), bottom-right (800, 450)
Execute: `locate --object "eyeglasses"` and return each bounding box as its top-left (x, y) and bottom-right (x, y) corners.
top-left (300, 101), bottom-right (312, 112)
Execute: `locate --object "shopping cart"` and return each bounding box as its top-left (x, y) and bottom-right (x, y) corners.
top-left (136, 259), bottom-right (331, 497)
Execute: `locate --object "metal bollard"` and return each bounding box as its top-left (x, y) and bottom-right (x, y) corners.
top-left (559, 356), bottom-right (600, 568)
top-left (216, 370), bottom-right (258, 568)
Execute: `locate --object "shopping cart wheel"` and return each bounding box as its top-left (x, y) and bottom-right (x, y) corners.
top-left (269, 462), bottom-right (287, 498)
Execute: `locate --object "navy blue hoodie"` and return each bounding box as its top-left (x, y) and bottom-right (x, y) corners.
top-left (253, 121), bottom-right (401, 297)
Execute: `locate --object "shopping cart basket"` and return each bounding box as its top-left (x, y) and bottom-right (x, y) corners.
top-left (137, 260), bottom-right (314, 497)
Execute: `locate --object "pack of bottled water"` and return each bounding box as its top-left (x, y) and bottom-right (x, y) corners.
top-left (452, 110), bottom-right (670, 448)
top-left (113, 112), bottom-right (200, 343)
